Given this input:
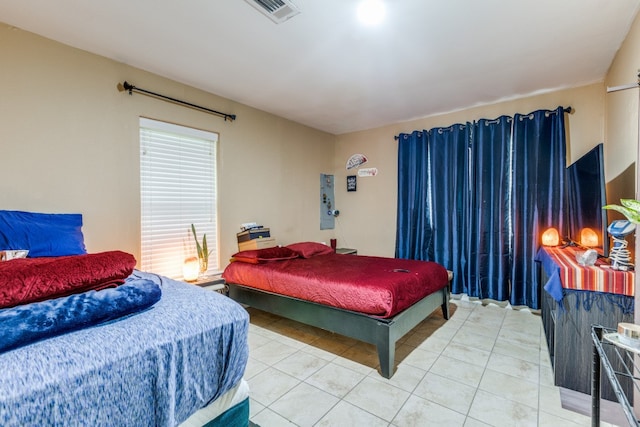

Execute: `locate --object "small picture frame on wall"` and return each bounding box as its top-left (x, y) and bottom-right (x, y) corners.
top-left (347, 175), bottom-right (357, 192)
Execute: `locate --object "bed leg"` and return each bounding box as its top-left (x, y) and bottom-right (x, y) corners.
top-left (377, 335), bottom-right (394, 379)
top-left (441, 287), bottom-right (451, 320)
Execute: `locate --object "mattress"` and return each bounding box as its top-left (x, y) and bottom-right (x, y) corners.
top-left (179, 379), bottom-right (250, 427)
top-left (223, 253), bottom-right (449, 318)
top-left (0, 271), bottom-right (249, 427)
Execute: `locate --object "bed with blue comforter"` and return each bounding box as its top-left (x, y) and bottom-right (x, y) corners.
top-left (0, 270), bottom-right (249, 426)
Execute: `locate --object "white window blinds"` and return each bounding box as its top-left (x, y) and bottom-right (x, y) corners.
top-left (139, 117), bottom-right (218, 279)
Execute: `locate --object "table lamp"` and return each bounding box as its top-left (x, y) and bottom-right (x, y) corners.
top-left (580, 227), bottom-right (598, 247)
top-left (541, 227), bottom-right (560, 246)
top-left (183, 256), bottom-right (200, 282)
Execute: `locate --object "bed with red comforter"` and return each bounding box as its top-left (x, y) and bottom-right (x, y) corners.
top-left (222, 242), bottom-right (451, 378)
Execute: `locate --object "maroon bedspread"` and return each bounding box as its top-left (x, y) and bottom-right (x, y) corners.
top-left (0, 251), bottom-right (136, 309)
top-left (222, 253), bottom-right (449, 318)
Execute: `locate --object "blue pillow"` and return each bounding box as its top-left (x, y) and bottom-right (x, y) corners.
top-left (0, 210), bottom-right (87, 257)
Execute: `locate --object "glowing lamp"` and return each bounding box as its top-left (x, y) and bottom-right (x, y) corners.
top-left (541, 228), bottom-right (560, 246)
top-left (183, 256), bottom-right (199, 282)
top-left (580, 227), bottom-right (598, 247)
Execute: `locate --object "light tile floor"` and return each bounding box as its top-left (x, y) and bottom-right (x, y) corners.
top-left (245, 299), bottom-right (622, 426)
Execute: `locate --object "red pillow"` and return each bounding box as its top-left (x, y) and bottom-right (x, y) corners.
top-left (231, 246), bottom-right (298, 264)
top-left (286, 242), bottom-right (334, 258)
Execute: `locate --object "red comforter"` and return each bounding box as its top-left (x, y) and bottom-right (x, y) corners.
top-left (222, 253), bottom-right (449, 318)
top-left (0, 251), bottom-right (136, 309)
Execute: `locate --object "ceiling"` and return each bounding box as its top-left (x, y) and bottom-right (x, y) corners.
top-left (1, 0), bottom-right (639, 135)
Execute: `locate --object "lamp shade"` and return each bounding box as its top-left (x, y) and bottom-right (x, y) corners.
top-left (183, 256), bottom-right (199, 282)
top-left (541, 228), bottom-right (560, 246)
top-left (580, 227), bottom-right (598, 247)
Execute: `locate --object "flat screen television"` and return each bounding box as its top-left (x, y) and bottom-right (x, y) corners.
top-left (565, 143), bottom-right (608, 257)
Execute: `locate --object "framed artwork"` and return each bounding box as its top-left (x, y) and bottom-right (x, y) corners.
top-left (347, 175), bottom-right (357, 192)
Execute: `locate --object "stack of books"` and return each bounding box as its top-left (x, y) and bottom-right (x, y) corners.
top-left (236, 227), bottom-right (270, 242)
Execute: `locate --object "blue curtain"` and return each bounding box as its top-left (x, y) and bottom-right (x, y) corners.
top-left (395, 122), bottom-right (495, 297)
top-left (396, 108), bottom-right (567, 309)
top-left (428, 124), bottom-right (471, 295)
top-left (467, 117), bottom-right (513, 302)
top-left (396, 131), bottom-right (431, 260)
top-left (510, 107), bottom-right (566, 307)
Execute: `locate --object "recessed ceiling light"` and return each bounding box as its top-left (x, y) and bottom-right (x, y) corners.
top-left (357, 0), bottom-right (386, 26)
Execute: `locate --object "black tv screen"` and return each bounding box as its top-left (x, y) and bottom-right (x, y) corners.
top-left (566, 143), bottom-right (608, 257)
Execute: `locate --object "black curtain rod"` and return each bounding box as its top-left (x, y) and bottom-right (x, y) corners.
top-left (118, 81), bottom-right (236, 122)
top-left (393, 106), bottom-right (572, 140)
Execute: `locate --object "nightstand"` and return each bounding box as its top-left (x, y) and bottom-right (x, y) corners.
top-left (336, 248), bottom-right (357, 255)
top-left (238, 237), bottom-right (277, 251)
top-left (191, 276), bottom-right (227, 294)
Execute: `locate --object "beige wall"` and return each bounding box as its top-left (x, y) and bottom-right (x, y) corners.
top-left (0, 24), bottom-right (335, 268)
top-left (335, 84), bottom-right (606, 257)
top-left (604, 12), bottom-right (640, 300)
top-left (605, 11), bottom-right (640, 203)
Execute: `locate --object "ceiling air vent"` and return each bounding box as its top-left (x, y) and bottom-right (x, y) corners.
top-left (244, 0), bottom-right (300, 24)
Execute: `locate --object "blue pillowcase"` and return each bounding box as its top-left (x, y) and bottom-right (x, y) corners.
top-left (0, 210), bottom-right (87, 257)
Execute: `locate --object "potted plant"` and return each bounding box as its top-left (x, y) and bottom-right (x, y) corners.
top-left (191, 224), bottom-right (212, 277)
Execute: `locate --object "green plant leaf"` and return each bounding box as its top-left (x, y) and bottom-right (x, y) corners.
top-left (202, 234), bottom-right (208, 261)
top-left (620, 198), bottom-right (640, 212)
top-left (603, 204), bottom-right (640, 224)
top-left (191, 224), bottom-right (203, 259)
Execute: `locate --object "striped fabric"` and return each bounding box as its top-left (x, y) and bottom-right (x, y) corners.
top-left (541, 247), bottom-right (634, 296)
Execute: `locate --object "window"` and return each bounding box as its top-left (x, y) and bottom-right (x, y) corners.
top-left (139, 118), bottom-right (218, 279)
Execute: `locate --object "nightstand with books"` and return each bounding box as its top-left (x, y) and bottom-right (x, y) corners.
top-left (236, 227), bottom-right (276, 251)
top-left (193, 276), bottom-right (227, 295)
top-left (336, 248), bottom-right (357, 255)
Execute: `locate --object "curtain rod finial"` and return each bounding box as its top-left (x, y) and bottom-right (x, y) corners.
top-left (119, 81), bottom-right (134, 95)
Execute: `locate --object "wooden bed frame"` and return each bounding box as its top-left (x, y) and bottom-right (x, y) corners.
top-left (228, 281), bottom-right (450, 379)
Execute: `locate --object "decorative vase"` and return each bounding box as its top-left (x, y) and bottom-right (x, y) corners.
top-left (198, 256), bottom-right (208, 277)
top-left (191, 224), bottom-right (211, 278)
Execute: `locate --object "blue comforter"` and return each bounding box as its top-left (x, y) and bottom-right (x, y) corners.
top-left (0, 278), bottom-right (161, 353)
top-left (0, 271), bottom-right (249, 427)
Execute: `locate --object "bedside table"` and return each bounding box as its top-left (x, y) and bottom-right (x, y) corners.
top-left (336, 248), bottom-right (357, 255)
top-left (190, 276), bottom-right (227, 294)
